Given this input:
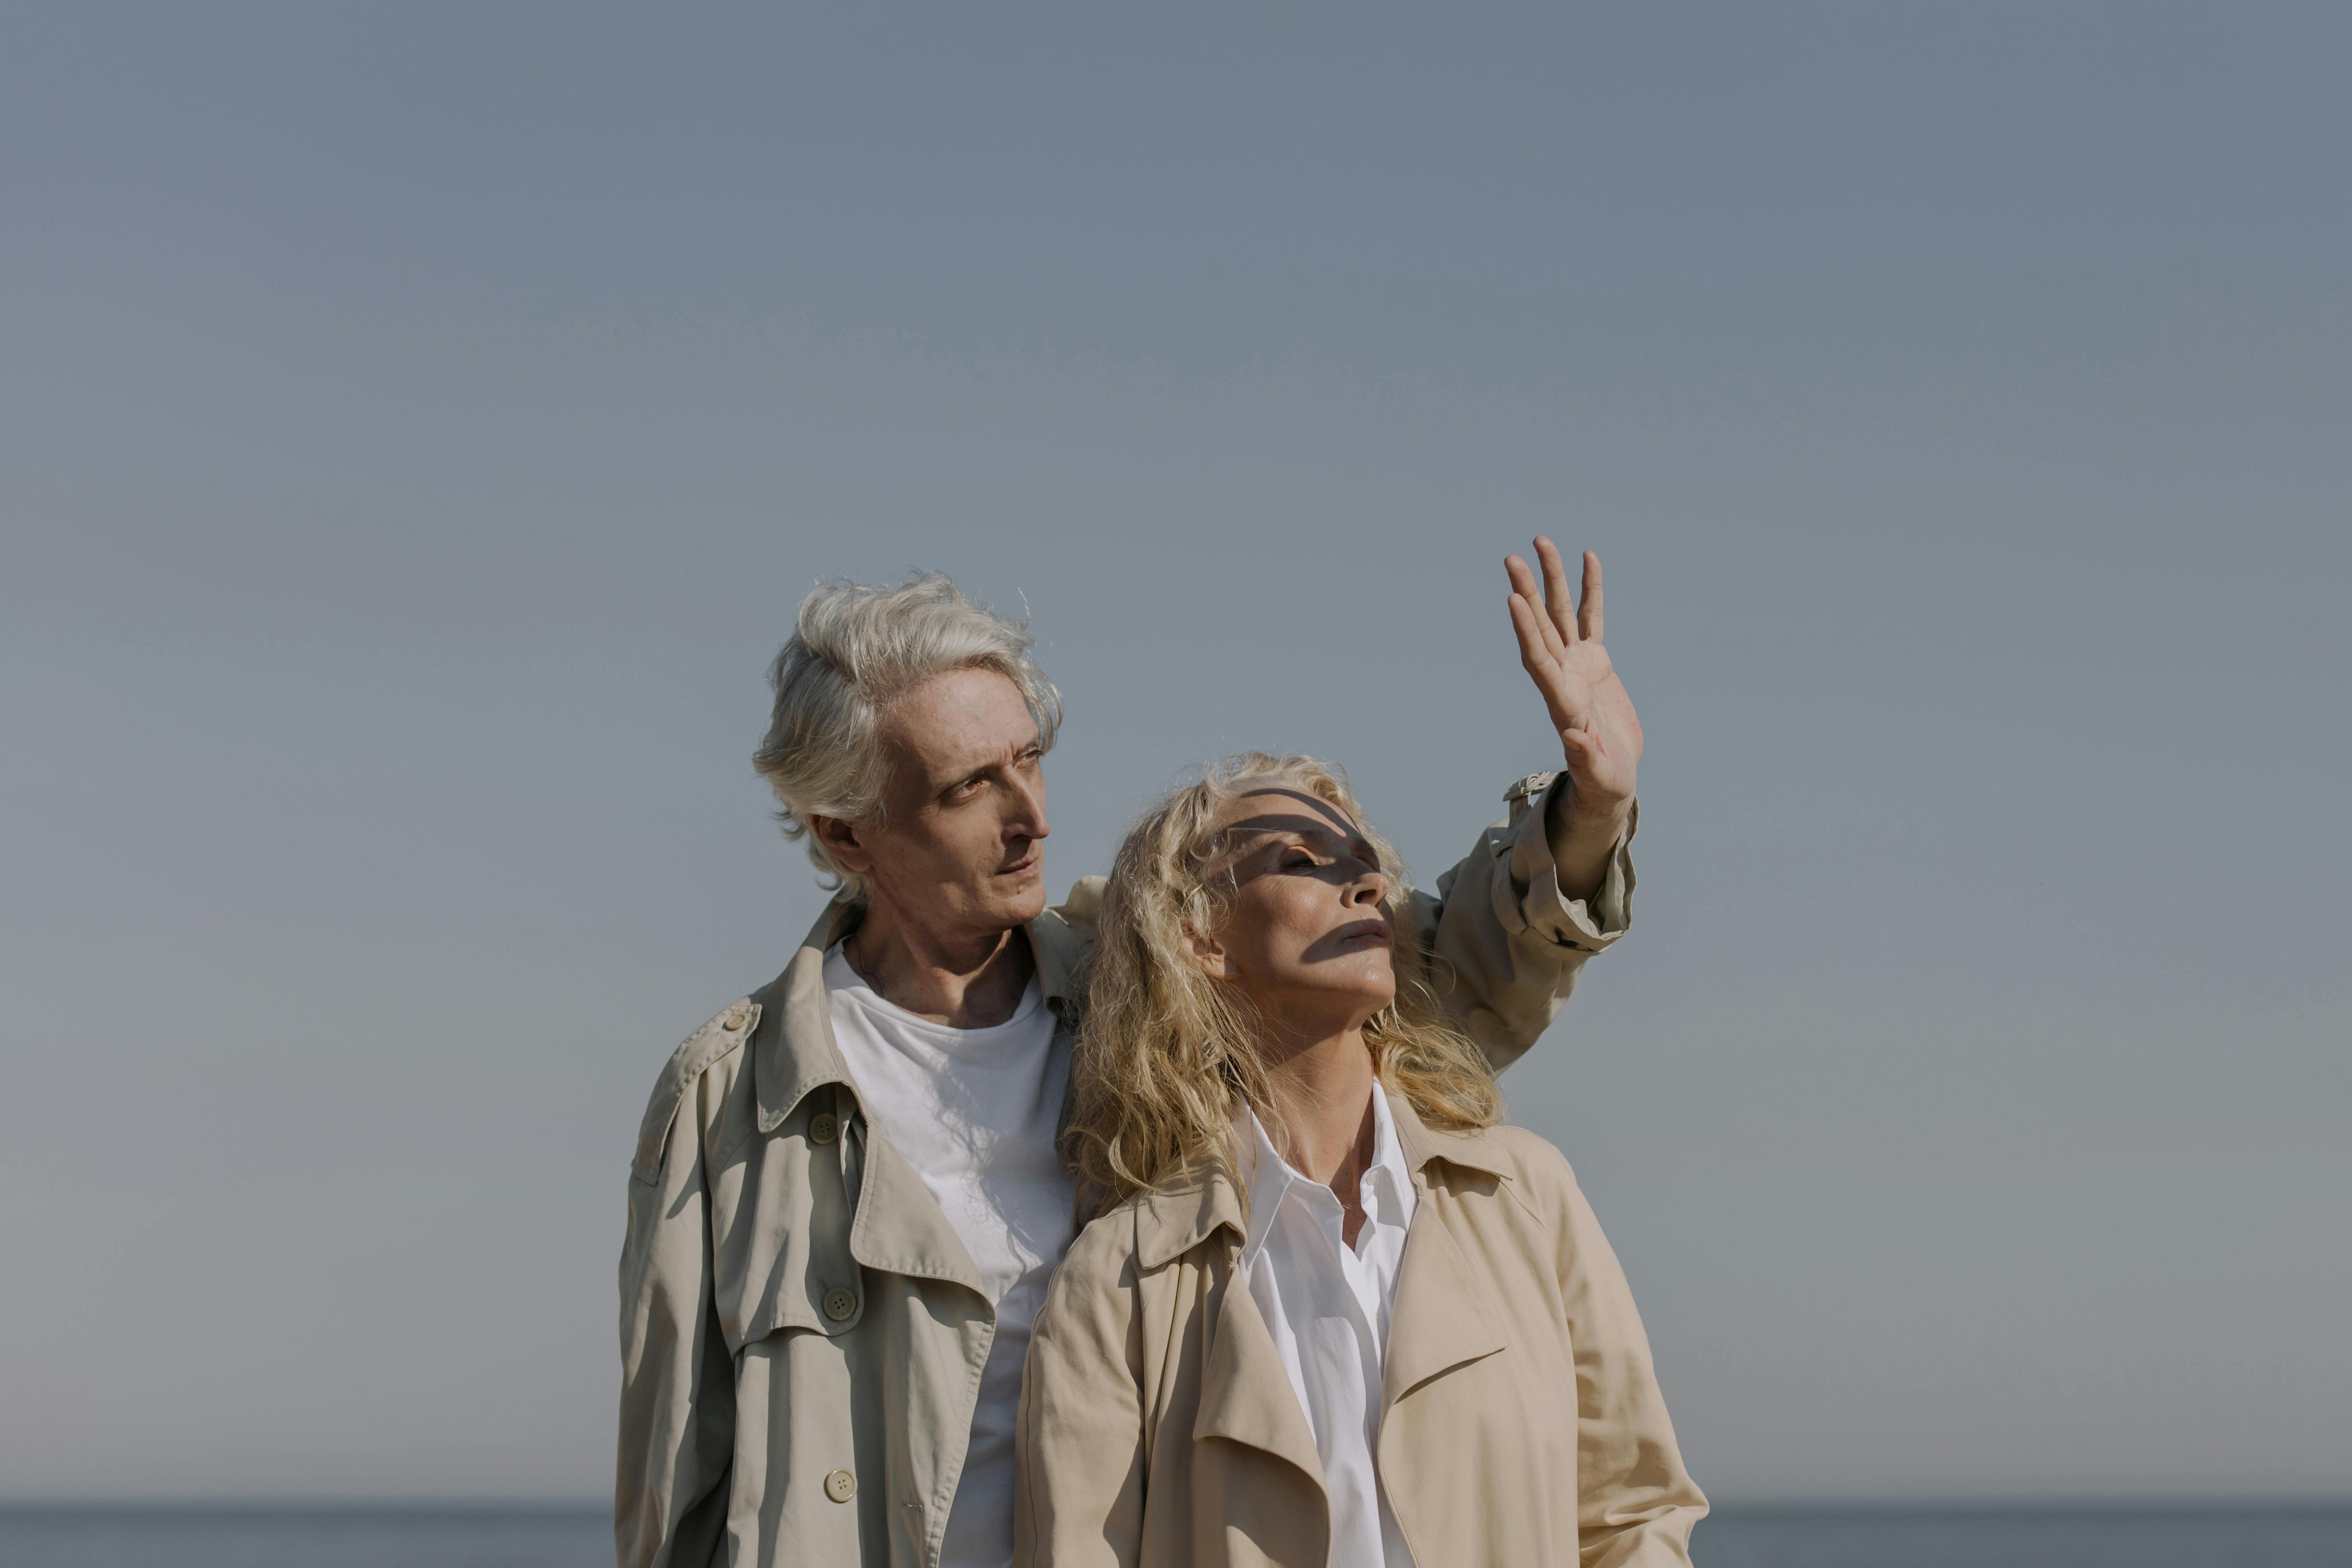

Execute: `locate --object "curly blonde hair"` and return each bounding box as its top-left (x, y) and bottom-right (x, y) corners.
top-left (1067, 753), bottom-right (1501, 1214)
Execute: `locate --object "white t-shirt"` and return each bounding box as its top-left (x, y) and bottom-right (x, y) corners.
top-left (823, 942), bottom-right (1077, 1568)
top-left (1239, 1091), bottom-right (1420, 1568)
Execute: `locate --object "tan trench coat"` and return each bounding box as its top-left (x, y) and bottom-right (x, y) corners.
top-left (1012, 1095), bottom-right (1706, 1568)
top-left (617, 776), bottom-right (1634, 1568)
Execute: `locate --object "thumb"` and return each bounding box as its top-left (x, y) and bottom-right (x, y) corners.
top-left (1559, 719), bottom-right (1607, 772)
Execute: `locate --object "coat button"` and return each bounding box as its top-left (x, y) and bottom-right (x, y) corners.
top-left (822, 1287), bottom-right (857, 1322)
top-left (807, 1111), bottom-right (839, 1145)
top-left (824, 1468), bottom-right (857, 1503)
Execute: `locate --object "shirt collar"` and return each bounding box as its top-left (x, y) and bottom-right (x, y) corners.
top-left (1130, 1090), bottom-right (1520, 1271)
top-left (1236, 1085), bottom-right (1414, 1261)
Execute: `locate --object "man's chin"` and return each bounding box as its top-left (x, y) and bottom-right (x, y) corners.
top-left (988, 867), bottom-right (1050, 927)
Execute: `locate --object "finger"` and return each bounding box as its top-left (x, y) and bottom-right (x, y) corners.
top-left (1534, 536), bottom-right (1579, 645)
top-left (1506, 592), bottom-right (1553, 675)
top-left (1509, 594), bottom-right (1584, 728)
top-left (1558, 717), bottom-right (1611, 777)
top-left (1505, 555), bottom-right (1565, 658)
top-left (1558, 728), bottom-right (1635, 812)
top-left (1578, 551), bottom-right (1604, 643)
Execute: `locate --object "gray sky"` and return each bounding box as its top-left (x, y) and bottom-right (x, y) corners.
top-left (3, 2), bottom-right (2346, 1503)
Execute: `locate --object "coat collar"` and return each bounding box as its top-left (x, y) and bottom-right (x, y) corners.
top-left (752, 886), bottom-right (1098, 1136)
top-left (1134, 1160), bottom-right (1250, 1272)
top-left (742, 885), bottom-right (1102, 1304)
top-left (1143, 1089), bottom-right (1517, 1527)
top-left (1386, 1090), bottom-right (1518, 1184)
top-left (1130, 1089), bottom-right (1516, 1270)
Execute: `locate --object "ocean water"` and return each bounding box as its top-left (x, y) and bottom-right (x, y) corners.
top-left (0, 1506), bottom-right (606, 1568)
top-left (0, 1502), bottom-right (2346, 1566)
top-left (1698, 1505), bottom-right (2352, 1567)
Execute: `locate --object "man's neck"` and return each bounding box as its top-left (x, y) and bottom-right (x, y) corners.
top-left (845, 902), bottom-right (1037, 1029)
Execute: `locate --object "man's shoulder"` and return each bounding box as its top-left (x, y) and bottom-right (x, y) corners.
top-left (629, 993), bottom-right (764, 1185)
top-left (1039, 876), bottom-right (1107, 941)
top-left (1027, 877), bottom-right (1108, 1010)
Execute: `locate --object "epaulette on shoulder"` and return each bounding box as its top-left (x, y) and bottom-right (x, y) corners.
top-left (631, 998), bottom-right (761, 1185)
top-left (1052, 875), bottom-right (1107, 932)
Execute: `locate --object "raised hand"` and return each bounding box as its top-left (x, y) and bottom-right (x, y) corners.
top-left (1505, 540), bottom-right (1642, 833)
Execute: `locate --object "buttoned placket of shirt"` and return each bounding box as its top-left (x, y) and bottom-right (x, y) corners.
top-left (1238, 1092), bottom-right (1419, 1568)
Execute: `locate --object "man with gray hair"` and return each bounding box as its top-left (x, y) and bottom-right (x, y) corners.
top-left (618, 540), bottom-right (1645, 1568)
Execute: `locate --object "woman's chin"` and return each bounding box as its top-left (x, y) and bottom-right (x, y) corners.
top-left (1331, 967), bottom-right (1398, 1021)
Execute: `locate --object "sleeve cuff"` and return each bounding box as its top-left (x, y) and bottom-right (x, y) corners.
top-left (1495, 773), bottom-right (1636, 951)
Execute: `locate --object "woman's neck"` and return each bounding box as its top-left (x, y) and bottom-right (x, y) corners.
top-left (1258, 1023), bottom-right (1381, 1210)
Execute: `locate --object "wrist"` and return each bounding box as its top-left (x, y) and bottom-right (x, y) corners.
top-left (1541, 779), bottom-right (1631, 904)
top-left (1547, 779), bottom-right (1633, 844)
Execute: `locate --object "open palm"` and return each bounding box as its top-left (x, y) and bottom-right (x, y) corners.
top-left (1505, 540), bottom-right (1642, 821)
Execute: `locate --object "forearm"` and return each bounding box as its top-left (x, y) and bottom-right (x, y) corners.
top-left (1407, 777), bottom-right (1633, 1072)
top-left (1545, 778), bottom-right (1636, 905)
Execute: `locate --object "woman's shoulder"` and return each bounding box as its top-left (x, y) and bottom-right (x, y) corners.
top-left (1054, 1169), bottom-right (1238, 1292)
top-left (1424, 1117), bottom-right (1585, 1216)
top-left (1061, 1198), bottom-right (1144, 1275)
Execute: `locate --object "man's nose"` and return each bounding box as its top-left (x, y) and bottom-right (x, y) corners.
top-left (1008, 770), bottom-right (1050, 841)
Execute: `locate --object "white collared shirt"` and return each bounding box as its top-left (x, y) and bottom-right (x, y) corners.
top-left (1238, 1090), bottom-right (1420, 1568)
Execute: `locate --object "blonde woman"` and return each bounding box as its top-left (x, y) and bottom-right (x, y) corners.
top-left (1013, 755), bottom-right (1705, 1568)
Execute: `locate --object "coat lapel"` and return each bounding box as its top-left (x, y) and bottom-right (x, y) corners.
top-left (1382, 1094), bottom-right (1511, 1404)
top-left (1190, 1249), bottom-right (1329, 1494)
top-left (752, 896), bottom-right (991, 1298)
top-left (1381, 1205), bottom-right (1508, 1405)
top-left (753, 897), bottom-right (861, 1135)
top-left (847, 1121), bottom-right (988, 1296)
top-left (1130, 1170), bottom-right (1327, 1491)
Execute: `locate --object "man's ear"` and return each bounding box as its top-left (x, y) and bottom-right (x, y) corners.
top-left (810, 814), bottom-right (874, 877)
top-left (1183, 920), bottom-right (1236, 981)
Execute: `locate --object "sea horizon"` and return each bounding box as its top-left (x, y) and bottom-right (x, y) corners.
top-left (5, 1497), bottom-right (2348, 1567)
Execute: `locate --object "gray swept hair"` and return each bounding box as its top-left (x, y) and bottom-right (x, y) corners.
top-left (753, 572), bottom-right (1061, 897)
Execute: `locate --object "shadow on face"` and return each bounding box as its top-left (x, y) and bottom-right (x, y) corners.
top-left (1191, 783), bottom-right (1397, 1036)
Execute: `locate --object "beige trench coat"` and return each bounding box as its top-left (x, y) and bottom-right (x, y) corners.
top-left (617, 777), bottom-right (1634, 1568)
top-left (1012, 1095), bottom-right (1706, 1568)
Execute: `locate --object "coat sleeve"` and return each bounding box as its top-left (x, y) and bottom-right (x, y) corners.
top-left (616, 1044), bottom-right (738, 1568)
top-left (1012, 1217), bottom-right (1148, 1568)
top-left (1400, 774), bottom-right (1637, 1073)
top-left (1550, 1156), bottom-right (1708, 1568)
